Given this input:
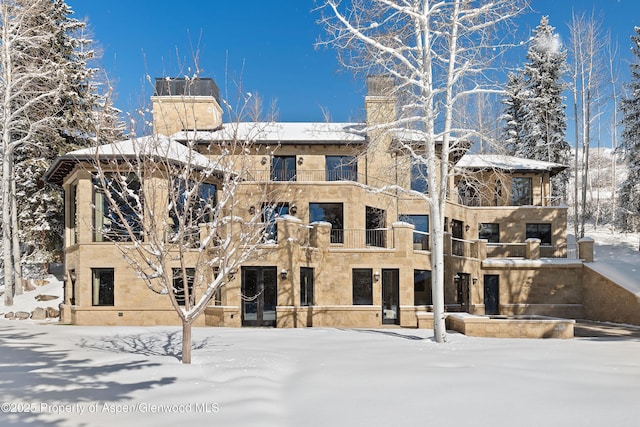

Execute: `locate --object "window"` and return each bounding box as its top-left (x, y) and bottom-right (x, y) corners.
top-left (400, 214), bottom-right (429, 250)
top-left (479, 223), bottom-right (500, 243)
top-left (169, 180), bottom-right (217, 245)
top-left (271, 156), bottom-right (296, 181)
top-left (173, 268), bottom-right (195, 306)
top-left (93, 174), bottom-right (142, 242)
top-left (326, 156), bottom-right (357, 181)
top-left (365, 206), bottom-right (386, 247)
top-left (526, 223), bottom-right (552, 245)
top-left (411, 162), bottom-right (428, 193)
top-left (92, 268), bottom-right (114, 306)
top-left (458, 180), bottom-right (479, 206)
top-left (512, 177), bottom-right (533, 206)
top-left (352, 269), bottom-right (373, 305)
top-left (69, 183), bottom-right (78, 245)
top-left (309, 203), bottom-right (344, 243)
top-left (494, 180), bottom-right (503, 206)
top-left (414, 269), bottom-right (432, 306)
top-left (262, 203), bottom-right (289, 242)
top-left (300, 267), bottom-right (314, 306)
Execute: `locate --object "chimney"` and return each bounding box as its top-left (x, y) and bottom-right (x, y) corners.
top-left (365, 75), bottom-right (396, 128)
top-left (151, 77), bottom-right (223, 136)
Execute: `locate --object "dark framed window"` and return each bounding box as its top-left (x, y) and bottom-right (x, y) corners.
top-left (494, 180), bottom-right (503, 206)
top-left (300, 267), bottom-right (314, 306)
top-left (262, 203), bottom-right (289, 242)
top-left (512, 177), bottom-right (533, 206)
top-left (526, 223), bottom-right (552, 245)
top-left (479, 223), bottom-right (500, 243)
top-left (271, 156), bottom-right (296, 181)
top-left (93, 173), bottom-right (142, 242)
top-left (352, 268), bottom-right (373, 305)
top-left (365, 206), bottom-right (386, 247)
top-left (92, 268), bottom-right (114, 306)
top-left (172, 268), bottom-right (195, 306)
top-left (400, 214), bottom-right (429, 250)
top-left (414, 269), bottom-right (432, 306)
top-left (411, 162), bottom-right (428, 193)
top-left (326, 156), bottom-right (357, 181)
top-left (169, 180), bottom-right (217, 246)
top-left (69, 183), bottom-right (78, 245)
top-left (309, 202), bottom-right (344, 243)
top-left (458, 180), bottom-right (479, 206)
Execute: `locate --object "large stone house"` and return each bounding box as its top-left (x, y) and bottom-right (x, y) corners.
top-left (45, 76), bottom-right (596, 328)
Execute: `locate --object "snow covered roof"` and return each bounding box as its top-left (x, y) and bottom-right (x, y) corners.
top-left (456, 154), bottom-right (567, 176)
top-left (44, 135), bottom-right (220, 185)
top-left (173, 122), bottom-right (366, 145)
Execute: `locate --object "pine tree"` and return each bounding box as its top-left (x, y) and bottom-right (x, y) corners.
top-left (618, 27), bottom-right (640, 233)
top-left (13, 0), bottom-right (123, 263)
top-left (502, 71), bottom-right (527, 156)
top-left (521, 16), bottom-right (570, 200)
top-left (1, 0), bottom-right (123, 303)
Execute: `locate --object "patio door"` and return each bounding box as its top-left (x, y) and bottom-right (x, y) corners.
top-left (484, 275), bottom-right (499, 315)
top-left (241, 267), bottom-right (277, 327)
top-left (382, 269), bottom-right (400, 325)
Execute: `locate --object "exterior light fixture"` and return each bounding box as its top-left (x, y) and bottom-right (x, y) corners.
top-left (472, 277), bottom-right (478, 285)
top-left (228, 268), bottom-right (237, 281)
top-left (465, 224), bottom-right (470, 232)
top-left (297, 157), bottom-right (304, 165)
top-left (261, 156), bottom-right (268, 165)
top-left (373, 271), bottom-right (380, 282)
top-left (290, 204), bottom-right (298, 215)
top-left (249, 205), bottom-right (256, 215)
top-left (280, 269), bottom-right (288, 280)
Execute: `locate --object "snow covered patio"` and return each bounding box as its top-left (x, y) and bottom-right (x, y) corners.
top-left (1, 321), bottom-right (639, 427)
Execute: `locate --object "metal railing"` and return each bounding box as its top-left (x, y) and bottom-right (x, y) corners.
top-left (329, 228), bottom-right (393, 249)
top-left (412, 230), bottom-right (430, 251)
top-left (241, 169), bottom-right (395, 188)
top-left (452, 237), bottom-right (474, 257)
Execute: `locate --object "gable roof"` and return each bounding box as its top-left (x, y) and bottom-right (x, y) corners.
top-left (44, 135), bottom-right (218, 185)
top-left (456, 154), bottom-right (567, 176)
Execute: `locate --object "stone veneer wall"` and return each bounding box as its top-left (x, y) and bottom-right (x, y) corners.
top-left (583, 265), bottom-right (640, 326)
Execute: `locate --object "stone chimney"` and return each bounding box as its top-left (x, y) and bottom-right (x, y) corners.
top-left (364, 75), bottom-right (397, 186)
top-left (151, 78), bottom-right (223, 136)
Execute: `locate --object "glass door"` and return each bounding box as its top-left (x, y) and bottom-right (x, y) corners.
top-left (382, 269), bottom-right (400, 325)
top-left (241, 267), bottom-right (277, 326)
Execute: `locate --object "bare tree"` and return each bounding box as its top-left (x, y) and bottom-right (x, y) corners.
top-left (568, 11), bottom-right (606, 238)
top-left (1, 0), bottom-right (65, 305)
top-left (91, 77), bottom-right (279, 363)
top-left (316, 0), bottom-right (529, 343)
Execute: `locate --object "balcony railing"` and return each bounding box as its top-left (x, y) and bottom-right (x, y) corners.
top-left (241, 169), bottom-right (395, 188)
top-left (329, 228), bottom-right (393, 249)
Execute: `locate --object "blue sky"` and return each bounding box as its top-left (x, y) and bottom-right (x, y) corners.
top-left (69, 0), bottom-right (640, 127)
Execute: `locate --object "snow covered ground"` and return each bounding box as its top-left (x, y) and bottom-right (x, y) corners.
top-left (0, 225), bottom-right (639, 426)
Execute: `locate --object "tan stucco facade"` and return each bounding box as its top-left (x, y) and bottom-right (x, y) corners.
top-left (53, 78), bottom-right (634, 330)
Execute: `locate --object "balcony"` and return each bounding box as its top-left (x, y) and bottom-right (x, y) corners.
top-left (241, 169), bottom-right (395, 188)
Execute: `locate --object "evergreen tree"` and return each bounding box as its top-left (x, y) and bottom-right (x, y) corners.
top-left (12, 0), bottom-right (123, 263)
top-left (521, 16), bottom-right (570, 200)
top-left (502, 71), bottom-right (528, 156)
top-left (618, 27), bottom-right (640, 233)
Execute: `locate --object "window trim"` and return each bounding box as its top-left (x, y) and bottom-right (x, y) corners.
top-left (92, 268), bottom-right (114, 306)
top-left (352, 268), bottom-right (373, 305)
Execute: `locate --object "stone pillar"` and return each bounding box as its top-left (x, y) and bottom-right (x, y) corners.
top-left (578, 237), bottom-right (595, 262)
top-left (444, 232), bottom-right (453, 256)
top-left (525, 238), bottom-right (541, 260)
top-left (473, 239), bottom-right (488, 260)
top-left (392, 221), bottom-right (415, 255)
top-left (310, 221), bottom-right (332, 252)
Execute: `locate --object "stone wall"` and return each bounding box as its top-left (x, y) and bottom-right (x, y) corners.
top-left (583, 265), bottom-right (640, 326)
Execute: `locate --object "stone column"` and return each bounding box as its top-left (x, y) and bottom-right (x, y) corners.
top-left (525, 238), bottom-right (541, 260)
top-left (578, 237), bottom-right (595, 262)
